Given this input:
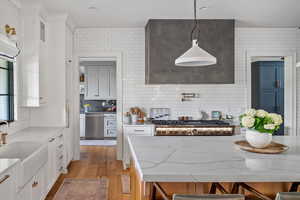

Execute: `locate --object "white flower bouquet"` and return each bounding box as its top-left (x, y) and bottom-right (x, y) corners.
top-left (240, 109), bottom-right (283, 134)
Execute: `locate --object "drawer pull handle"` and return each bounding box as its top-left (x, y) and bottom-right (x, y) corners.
top-left (58, 144), bottom-right (63, 148)
top-left (59, 134), bottom-right (63, 138)
top-left (49, 138), bottom-right (55, 142)
top-left (59, 155), bottom-right (64, 160)
top-left (134, 130), bottom-right (145, 132)
top-left (0, 175), bottom-right (10, 184)
top-left (32, 181), bottom-right (38, 188)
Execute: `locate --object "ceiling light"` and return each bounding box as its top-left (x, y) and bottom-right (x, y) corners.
top-left (297, 62), bottom-right (300, 67)
top-left (175, 0), bottom-right (217, 67)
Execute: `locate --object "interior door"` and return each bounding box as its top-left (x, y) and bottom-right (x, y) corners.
top-left (251, 61), bottom-right (284, 135)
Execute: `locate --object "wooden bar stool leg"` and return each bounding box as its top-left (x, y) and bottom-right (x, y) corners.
top-left (209, 183), bottom-right (217, 194)
top-left (289, 182), bottom-right (300, 192)
top-left (153, 182), bottom-right (171, 200)
top-left (231, 183), bottom-right (240, 194)
top-left (150, 183), bottom-right (157, 200)
top-left (209, 183), bottom-right (229, 194)
top-left (238, 183), bottom-right (272, 200)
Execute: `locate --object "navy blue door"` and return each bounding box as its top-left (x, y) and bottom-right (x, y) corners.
top-left (251, 61), bottom-right (284, 135)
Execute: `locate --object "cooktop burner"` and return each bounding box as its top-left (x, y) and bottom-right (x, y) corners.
top-left (151, 120), bottom-right (230, 126)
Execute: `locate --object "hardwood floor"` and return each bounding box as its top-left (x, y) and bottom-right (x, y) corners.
top-left (45, 146), bottom-right (131, 200)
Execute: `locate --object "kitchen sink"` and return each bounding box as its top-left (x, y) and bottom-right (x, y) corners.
top-left (0, 141), bottom-right (48, 187)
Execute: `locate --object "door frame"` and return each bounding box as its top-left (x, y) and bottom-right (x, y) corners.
top-left (246, 49), bottom-right (297, 136)
top-left (73, 51), bottom-right (123, 160)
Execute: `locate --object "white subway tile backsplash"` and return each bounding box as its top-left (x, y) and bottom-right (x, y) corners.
top-left (75, 27), bottom-right (300, 129)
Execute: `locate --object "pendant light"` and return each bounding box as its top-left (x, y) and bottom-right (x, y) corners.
top-left (175, 0), bottom-right (217, 67)
top-left (297, 62), bottom-right (300, 67)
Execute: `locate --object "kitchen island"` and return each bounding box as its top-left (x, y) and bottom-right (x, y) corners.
top-left (128, 135), bottom-right (300, 200)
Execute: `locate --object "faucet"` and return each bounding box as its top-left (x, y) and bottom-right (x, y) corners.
top-left (0, 121), bottom-right (9, 145)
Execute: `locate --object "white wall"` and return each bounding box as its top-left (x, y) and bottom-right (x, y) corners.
top-left (75, 27), bottom-right (300, 129)
top-left (0, 0), bottom-right (30, 133)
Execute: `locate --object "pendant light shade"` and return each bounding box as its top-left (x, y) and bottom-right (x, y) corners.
top-left (296, 62), bottom-right (300, 67)
top-left (175, 40), bottom-right (217, 67)
top-left (175, 0), bottom-right (217, 67)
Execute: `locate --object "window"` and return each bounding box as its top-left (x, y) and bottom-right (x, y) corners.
top-left (0, 58), bottom-right (14, 121)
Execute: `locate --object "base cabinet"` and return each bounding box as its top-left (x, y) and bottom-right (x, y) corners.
top-left (0, 164), bottom-right (18, 200)
top-left (31, 165), bottom-right (46, 200)
top-left (47, 131), bottom-right (66, 192)
top-left (3, 129), bottom-right (69, 200)
top-left (17, 165), bottom-right (47, 200)
top-left (47, 136), bottom-right (58, 191)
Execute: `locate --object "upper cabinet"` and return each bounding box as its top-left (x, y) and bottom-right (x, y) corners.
top-left (21, 5), bottom-right (48, 107)
top-left (85, 66), bottom-right (116, 100)
top-left (145, 19), bottom-right (235, 84)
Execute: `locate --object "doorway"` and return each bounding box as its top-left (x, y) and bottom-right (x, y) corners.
top-left (251, 58), bottom-right (284, 135)
top-left (246, 49), bottom-right (297, 136)
top-left (73, 52), bottom-right (123, 161)
top-left (79, 59), bottom-right (117, 146)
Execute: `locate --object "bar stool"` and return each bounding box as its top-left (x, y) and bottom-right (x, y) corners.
top-left (173, 194), bottom-right (245, 200)
top-left (275, 192), bottom-right (300, 200)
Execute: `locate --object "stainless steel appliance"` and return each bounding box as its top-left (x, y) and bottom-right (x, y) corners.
top-left (152, 120), bottom-right (235, 136)
top-left (85, 112), bottom-right (105, 139)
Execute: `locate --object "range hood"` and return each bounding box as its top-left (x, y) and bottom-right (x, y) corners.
top-left (145, 19), bottom-right (235, 84)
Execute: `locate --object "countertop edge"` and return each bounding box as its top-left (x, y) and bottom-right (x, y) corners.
top-left (127, 135), bottom-right (145, 181)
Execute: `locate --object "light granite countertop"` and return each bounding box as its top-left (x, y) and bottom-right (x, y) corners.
top-left (7, 127), bottom-right (64, 143)
top-left (128, 135), bottom-right (300, 182)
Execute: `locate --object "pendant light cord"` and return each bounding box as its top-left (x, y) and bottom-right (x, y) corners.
top-left (190, 0), bottom-right (198, 42)
top-left (190, 0), bottom-right (206, 44)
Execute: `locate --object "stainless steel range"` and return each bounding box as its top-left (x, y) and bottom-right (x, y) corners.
top-left (152, 120), bottom-right (235, 136)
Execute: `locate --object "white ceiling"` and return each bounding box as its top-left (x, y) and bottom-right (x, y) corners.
top-left (42, 0), bottom-right (300, 28)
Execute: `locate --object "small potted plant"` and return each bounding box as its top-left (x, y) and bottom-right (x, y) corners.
top-left (240, 109), bottom-right (283, 148)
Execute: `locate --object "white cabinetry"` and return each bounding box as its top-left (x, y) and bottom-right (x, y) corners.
top-left (109, 70), bottom-right (116, 98)
top-left (21, 5), bottom-right (48, 107)
top-left (17, 165), bottom-right (47, 200)
top-left (2, 129), bottom-right (69, 200)
top-left (63, 128), bottom-right (72, 166)
top-left (47, 131), bottom-right (66, 192)
top-left (47, 136), bottom-right (57, 192)
top-left (104, 114), bottom-right (117, 137)
top-left (30, 165), bottom-right (47, 200)
top-left (80, 114), bottom-right (86, 138)
top-left (86, 68), bottom-right (100, 98)
top-left (85, 66), bottom-right (116, 100)
top-left (0, 164), bottom-right (18, 200)
top-left (123, 125), bottom-right (155, 167)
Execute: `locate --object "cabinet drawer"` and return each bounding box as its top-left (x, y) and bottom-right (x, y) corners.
top-left (123, 126), bottom-right (154, 135)
top-left (57, 133), bottom-right (64, 143)
top-left (0, 171), bottom-right (14, 200)
top-left (105, 129), bottom-right (117, 137)
top-left (56, 143), bottom-right (64, 156)
top-left (106, 120), bottom-right (116, 128)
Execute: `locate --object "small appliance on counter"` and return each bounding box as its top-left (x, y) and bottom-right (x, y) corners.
top-left (150, 108), bottom-right (170, 120)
